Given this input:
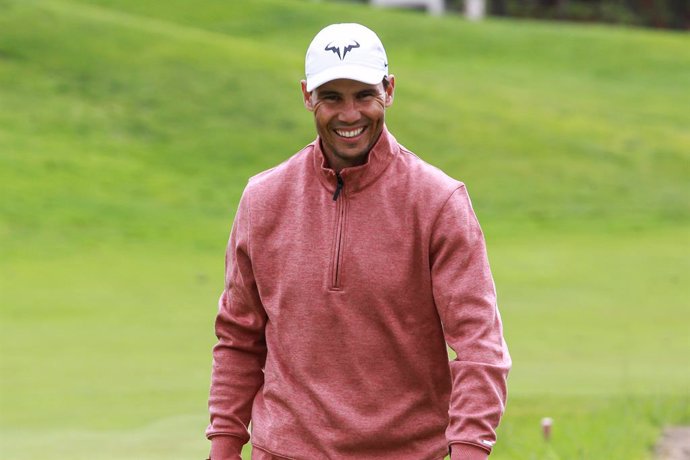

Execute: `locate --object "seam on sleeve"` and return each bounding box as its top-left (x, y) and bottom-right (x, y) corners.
top-left (245, 187), bottom-right (253, 259)
top-left (429, 183), bottom-right (466, 236)
top-left (429, 184), bottom-right (467, 318)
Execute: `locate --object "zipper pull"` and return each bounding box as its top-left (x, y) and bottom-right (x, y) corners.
top-left (333, 173), bottom-right (344, 201)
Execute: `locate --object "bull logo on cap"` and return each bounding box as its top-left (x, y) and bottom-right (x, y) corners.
top-left (325, 40), bottom-right (360, 60)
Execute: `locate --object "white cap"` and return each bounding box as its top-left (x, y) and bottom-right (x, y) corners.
top-left (305, 23), bottom-right (388, 92)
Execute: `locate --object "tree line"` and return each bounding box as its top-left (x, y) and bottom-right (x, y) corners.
top-left (478, 0), bottom-right (689, 29)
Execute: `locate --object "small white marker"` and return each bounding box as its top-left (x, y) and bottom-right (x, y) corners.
top-left (541, 417), bottom-right (553, 441)
top-left (479, 439), bottom-right (495, 447)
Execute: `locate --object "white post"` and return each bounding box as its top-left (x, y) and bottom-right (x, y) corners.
top-left (371, 0), bottom-right (445, 16)
top-left (428, 0), bottom-right (444, 15)
top-left (465, 0), bottom-right (486, 21)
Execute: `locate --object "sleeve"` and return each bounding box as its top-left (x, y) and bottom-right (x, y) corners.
top-left (206, 188), bottom-right (268, 459)
top-left (429, 184), bottom-right (511, 456)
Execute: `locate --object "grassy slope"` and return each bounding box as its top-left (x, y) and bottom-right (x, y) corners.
top-left (0, 0), bottom-right (688, 458)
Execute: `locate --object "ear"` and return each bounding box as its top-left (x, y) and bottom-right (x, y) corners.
top-left (301, 80), bottom-right (314, 111)
top-left (384, 74), bottom-right (395, 108)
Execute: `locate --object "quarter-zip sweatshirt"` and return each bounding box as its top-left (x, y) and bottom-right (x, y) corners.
top-left (207, 127), bottom-right (511, 460)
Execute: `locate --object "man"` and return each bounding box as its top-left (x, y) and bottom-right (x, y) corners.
top-left (207, 23), bottom-right (510, 460)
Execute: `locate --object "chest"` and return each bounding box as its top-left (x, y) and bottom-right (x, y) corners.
top-left (249, 188), bottom-right (433, 299)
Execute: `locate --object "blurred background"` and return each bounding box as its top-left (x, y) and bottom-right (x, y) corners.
top-left (381, 0), bottom-right (690, 29)
top-left (1, 0), bottom-right (688, 458)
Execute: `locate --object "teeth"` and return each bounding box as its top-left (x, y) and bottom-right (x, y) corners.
top-left (335, 127), bottom-right (364, 138)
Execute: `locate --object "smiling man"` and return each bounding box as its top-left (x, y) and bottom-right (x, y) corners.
top-left (206, 23), bottom-right (511, 460)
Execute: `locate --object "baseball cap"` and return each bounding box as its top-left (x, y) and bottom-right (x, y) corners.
top-left (305, 23), bottom-right (388, 92)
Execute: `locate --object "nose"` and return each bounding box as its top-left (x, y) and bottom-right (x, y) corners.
top-left (337, 98), bottom-right (360, 124)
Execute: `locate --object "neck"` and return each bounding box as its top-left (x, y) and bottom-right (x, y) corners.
top-left (320, 143), bottom-right (370, 174)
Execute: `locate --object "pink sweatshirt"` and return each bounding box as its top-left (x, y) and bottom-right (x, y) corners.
top-left (207, 127), bottom-right (510, 460)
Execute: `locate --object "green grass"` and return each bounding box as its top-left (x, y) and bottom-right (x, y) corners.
top-left (1, 0), bottom-right (688, 458)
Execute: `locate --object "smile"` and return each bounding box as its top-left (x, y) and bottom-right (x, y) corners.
top-left (335, 127), bottom-right (365, 138)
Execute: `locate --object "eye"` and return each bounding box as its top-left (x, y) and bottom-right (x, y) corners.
top-left (321, 93), bottom-right (340, 102)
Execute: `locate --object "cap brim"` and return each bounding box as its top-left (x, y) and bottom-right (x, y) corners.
top-left (306, 65), bottom-right (386, 92)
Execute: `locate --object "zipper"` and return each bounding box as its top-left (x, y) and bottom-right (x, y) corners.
top-left (330, 173), bottom-right (346, 289)
top-left (332, 173), bottom-right (344, 201)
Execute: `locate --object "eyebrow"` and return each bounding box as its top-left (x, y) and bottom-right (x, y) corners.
top-left (318, 88), bottom-right (377, 98)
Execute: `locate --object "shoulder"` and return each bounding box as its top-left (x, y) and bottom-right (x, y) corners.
top-left (393, 143), bottom-right (465, 199)
top-left (243, 143), bottom-right (315, 198)
top-left (392, 146), bottom-right (483, 236)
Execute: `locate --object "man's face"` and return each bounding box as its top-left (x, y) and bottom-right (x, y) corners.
top-left (301, 77), bottom-right (395, 172)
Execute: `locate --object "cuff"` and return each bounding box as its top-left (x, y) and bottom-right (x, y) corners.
top-left (209, 435), bottom-right (245, 460)
top-left (450, 443), bottom-right (490, 460)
